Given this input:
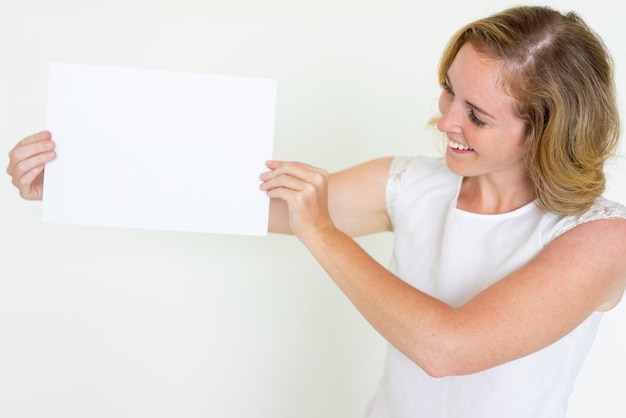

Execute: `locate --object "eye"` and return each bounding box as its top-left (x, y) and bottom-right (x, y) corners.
top-left (442, 77), bottom-right (487, 127)
top-left (468, 109), bottom-right (486, 127)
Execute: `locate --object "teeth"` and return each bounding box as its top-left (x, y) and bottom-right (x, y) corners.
top-left (448, 139), bottom-right (473, 151)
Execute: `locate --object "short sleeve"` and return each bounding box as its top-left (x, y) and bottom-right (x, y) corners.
top-left (552, 197), bottom-right (626, 239)
top-left (385, 156), bottom-right (419, 225)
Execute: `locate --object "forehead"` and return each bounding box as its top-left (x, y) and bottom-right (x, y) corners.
top-left (448, 43), bottom-right (503, 89)
top-left (448, 43), bottom-right (518, 117)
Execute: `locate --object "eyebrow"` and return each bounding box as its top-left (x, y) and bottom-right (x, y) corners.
top-left (445, 74), bottom-right (497, 120)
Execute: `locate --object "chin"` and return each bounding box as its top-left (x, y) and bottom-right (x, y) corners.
top-left (444, 148), bottom-right (475, 177)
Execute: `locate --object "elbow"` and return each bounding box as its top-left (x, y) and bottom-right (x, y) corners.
top-left (419, 357), bottom-right (475, 379)
top-left (394, 307), bottom-right (494, 377)
top-left (416, 353), bottom-right (456, 379)
top-left (406, 338), bottom-right (481, 378)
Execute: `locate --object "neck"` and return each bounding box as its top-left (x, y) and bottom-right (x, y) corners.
top-left (456, 175), bottom-right (534, 214)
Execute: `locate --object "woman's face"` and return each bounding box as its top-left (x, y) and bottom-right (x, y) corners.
top-left (437, 43), bottom-right (527, 182)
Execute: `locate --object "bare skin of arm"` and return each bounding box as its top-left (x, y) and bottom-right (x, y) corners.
top-left (260, 160), bottom-right (626, 377)
top-left (9, 133), bottom-right (626, 377)
top-left (266, 157), bottom-right (393, 237)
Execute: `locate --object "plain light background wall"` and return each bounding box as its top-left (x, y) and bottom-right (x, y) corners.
top-left (1, 0), bottom-right (624, 417)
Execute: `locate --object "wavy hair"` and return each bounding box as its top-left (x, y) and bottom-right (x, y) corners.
top-left (437, 6), bottom-right (620, 215)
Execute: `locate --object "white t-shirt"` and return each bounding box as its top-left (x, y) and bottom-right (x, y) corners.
top-left (366, 156), bottom-right (626, 418)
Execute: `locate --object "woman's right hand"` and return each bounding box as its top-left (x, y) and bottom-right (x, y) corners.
top-left (6, 131), bottom-right (56, 200)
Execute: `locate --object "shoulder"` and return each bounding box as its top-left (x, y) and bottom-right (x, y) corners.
top-left (388, 156), bottom-right (447, 182)
top-left (386, 156), bottom-right (454, 197)
top-left (552, 197), bottom-right (626, 240)
top-left (544, 197), bottom-right (626, 311)
top-left (386, 156), bottom-right (459, 220)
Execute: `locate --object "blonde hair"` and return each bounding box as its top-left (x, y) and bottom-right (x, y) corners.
top-left (437, 6), bottom-right (620, 215)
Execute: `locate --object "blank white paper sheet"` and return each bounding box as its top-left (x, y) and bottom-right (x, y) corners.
top-left (43, 62), bottom-right (276, 236)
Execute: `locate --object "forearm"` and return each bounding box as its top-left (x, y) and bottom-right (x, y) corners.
top-left (298, 226), bottom-right (458, 377)
top-left (262, 159), bottom-right (483, 375)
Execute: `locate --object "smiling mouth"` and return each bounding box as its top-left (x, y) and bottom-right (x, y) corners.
top-left (448, 139), bottom-right (474, 151)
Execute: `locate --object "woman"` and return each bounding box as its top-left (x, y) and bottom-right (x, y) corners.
top-left (8, 6), bottom-right (626, 418)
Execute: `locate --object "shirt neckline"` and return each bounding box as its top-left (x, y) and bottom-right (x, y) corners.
top-left (449, 175), bottom-right (540, 219)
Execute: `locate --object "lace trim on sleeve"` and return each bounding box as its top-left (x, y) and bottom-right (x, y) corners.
top-left (385, 156), bottom-right (419, 226)
top-left (553, 197), bottom-right (626, 239)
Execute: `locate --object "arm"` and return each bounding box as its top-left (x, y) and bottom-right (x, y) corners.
top-left (6, 131), bottom-right (56, 200)
top-left (264, 157), bottom-right (393, 237)
top-left (305, 217), bottom-right (626, 377)
top-left (261, 160), bottom-right (626, 377)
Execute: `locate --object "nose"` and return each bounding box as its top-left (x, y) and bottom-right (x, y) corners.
top-left (437, 92), bottom-right (461, 133)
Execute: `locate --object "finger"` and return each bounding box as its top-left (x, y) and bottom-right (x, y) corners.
top-left (261, 164), bottom-right (326, 194)
top-left (264, 182), bottom-right (300, 201)
top-left (8, 131), bottom-right (53, 167)
top-left (15, 131), bottom-right (52, 148)
top-left (264, 173), bottom-right (332, 237)
top-left (7, 141), bottom-right (55, 176)
top-left (267, 160), bottom-right (326, 174)
top-left (14, 164), bottom-right (45, 192)
top-left (262, 161), bottom-right (327, 185)
top-left (7, 148), bottom-right (55, 177)
top-left (263, 173), bottom-right (325, 214)
top-left (261, 171), bottom-right (311, 194)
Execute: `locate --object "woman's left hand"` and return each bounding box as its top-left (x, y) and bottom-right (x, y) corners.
top-left (260, 160), bottom-right (336, 239)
